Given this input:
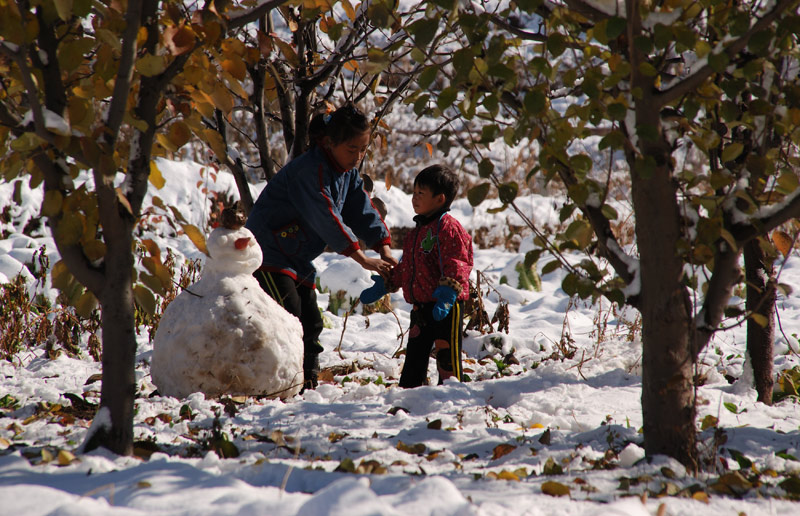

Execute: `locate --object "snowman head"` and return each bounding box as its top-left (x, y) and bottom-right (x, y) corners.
top-left (203, 226), bottom-right (263, 277)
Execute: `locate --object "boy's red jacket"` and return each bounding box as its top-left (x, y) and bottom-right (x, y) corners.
top-left (387, 210), bottom-right (473, 303)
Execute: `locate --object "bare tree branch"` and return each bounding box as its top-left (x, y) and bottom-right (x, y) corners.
top-left (103, 0), bottom-right (144, 148)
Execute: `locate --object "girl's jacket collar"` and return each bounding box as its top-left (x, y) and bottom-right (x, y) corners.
top-left (321, 146), bottom-right (349, 174)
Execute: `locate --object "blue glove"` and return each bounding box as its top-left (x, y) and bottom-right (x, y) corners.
top-left (432, 285), bottom-right (457, 321)
top-left (360, 275), bottom-right (387, 304)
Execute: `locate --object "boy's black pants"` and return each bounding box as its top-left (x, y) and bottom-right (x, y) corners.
top-left (254, 270), bottom-right (324, 388)
top-left (399, 300), bottom-right (464, 388)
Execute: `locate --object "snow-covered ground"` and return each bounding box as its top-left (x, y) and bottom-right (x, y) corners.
top-left (1, 159), bottom-right (800, 515)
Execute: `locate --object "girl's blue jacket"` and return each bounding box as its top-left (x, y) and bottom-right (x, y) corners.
top-left (245, 146), bottom-right (391, 287)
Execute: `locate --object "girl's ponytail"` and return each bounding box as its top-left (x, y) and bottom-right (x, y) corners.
top-left (325, 102), bottom-right (369, 145)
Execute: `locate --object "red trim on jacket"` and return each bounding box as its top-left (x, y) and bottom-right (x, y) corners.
top-left (340, 242), bottom-right (359, 257)
top-left (257, 265), bottom-right (316, 289)
top-left (372, 236), bottom-right (392, 251)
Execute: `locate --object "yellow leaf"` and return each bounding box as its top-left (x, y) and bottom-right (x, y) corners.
top-left (692, 491), bottom-right (710, 503)
top-left (167, 121), bottom-right (192, 150)
top-left (75, 291), bottom-right (98, 318)
top-left (773, 230), bottom-right (793, 257)
top-left (190, 90), bottom-right (216, 119)
top-left (384, 167), bottom-right (393, 191)
top-left (749, 313), bottom-right (769, 328)
top-left (156, 133), bottom-right (177, 153)
top-left (41, 449), bottom-right (55, 463)
top-left (141, 238), bottom-right (161, 260)
top-left (273, 38), bottom-right (299, 68)
top-left (42, 190), bottom-right (63, 218)
top-left (343, 60), bottom-right (358, 72)
top-left (137, 53), bottom-right (167, 77)
top-left (57, 450), bottom-right (77, 466)
top-left (51, 260), bottom-right (74, 291)
top-left (341, 0), bottom-right (356, 21)
top-left (181, 223), bottom-right (209, 256)
top-left (530, 423), bottom-right (545, 429)
top-left (711, 472), bottom-right (752, 496)
top-left (491, 443), bottom-right (516, 460)
top-left (541, 480), bottom-right (570, 497)
top-left (721, 142), bottom-right (744, 163)
top-left (137, 481), bottom-right (152, 488)
top-left (209, 82), bottom-right (234, 114)
top-left (53, 0), bottom-right (73, 21)
top-left (396, 441), bottom-right (426, 455)
top-left (222, 57), bottom-right (247, 81)
top-left (96, 28), bottom-right (122, 53)
top-left (202, 129), bottom-right (227, 160)
top-left (149, 161), bottom-right (166, 190)
top-left (116, 188), bottom-right (134, 216)
top-left (495, 470), bottom-right (520, 481)
top-left (425, 142), bottom-right (433, 157)
top-left (222, 70), bottom-right (249, 100)
top-left (700, 415), bottom-right (718, 430)
top-left (141, 256), bottom-right (173, 294)
top-left (133, 285), bottom-right (157, 315)
top-left (164, 25), bottom-right (196, 56)
top-left (719, 228), bottom-right (738, 252)
top-left (56, 212), bottom-right (83, 246)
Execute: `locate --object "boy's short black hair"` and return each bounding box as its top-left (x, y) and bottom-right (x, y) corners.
top-left (414, 165), bottom-right (459, 207)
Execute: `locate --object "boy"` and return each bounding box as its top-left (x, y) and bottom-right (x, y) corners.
top-left (360, 165), bottom-right (473, 387)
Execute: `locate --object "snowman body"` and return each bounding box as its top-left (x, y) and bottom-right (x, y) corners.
top-left (151, 226), bottom-right (303, 399)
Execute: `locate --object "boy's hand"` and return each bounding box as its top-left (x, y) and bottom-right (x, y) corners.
top-left (360, 275), bottom-right (387, 304)
top-left (432, 285), bottom-right (457, 321)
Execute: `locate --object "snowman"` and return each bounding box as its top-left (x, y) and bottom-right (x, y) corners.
top-left (151, 209), bottom-right (304, 399)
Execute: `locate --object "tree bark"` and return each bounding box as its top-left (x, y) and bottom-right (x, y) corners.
top-left (632, 159), bottom-right (698, 469)
top-left (84, 233), bottom-right (137, 455)
top-left (744, 239), bottom-right (776, 404)
top-left (626, 0), bottom-right (697, 469)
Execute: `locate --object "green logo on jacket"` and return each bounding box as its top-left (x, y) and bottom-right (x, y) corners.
top-left (421, 229), bottom-right (437, 253)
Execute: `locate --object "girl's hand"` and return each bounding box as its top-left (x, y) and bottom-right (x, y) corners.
top-left (363, 257), bottom-right (393, 277)
top-left (352, 250), bottom-right (393, 276)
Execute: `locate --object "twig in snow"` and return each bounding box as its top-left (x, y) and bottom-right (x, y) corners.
top-left (336, 300), bottom-right (360, 359)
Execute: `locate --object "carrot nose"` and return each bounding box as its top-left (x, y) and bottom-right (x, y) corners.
top-left (234, 237), bottom-right (250, 250)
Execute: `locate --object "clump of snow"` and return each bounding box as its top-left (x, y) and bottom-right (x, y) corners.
top-left (151, 225), bottom-right (303, 399)
top-left (617, 442), bottom-right (646, 467)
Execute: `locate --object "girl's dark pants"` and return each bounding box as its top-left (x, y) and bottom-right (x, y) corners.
top-left (399, 300), bottom-right (464, 388)
top-left (254, 270), bottom-right (324, 390)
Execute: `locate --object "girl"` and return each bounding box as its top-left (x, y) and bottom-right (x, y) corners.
top-left (246, 103), bottom-right (397, 391)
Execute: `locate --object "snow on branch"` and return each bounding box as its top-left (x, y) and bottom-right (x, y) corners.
top-left (656, 0), bottom-right (796, 107)
top-left (226, 0), bottom-right (293, 31)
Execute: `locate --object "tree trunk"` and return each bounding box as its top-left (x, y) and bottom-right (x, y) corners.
top-left (744, 239), bottom-right (776, 404)
top-left (84, 231), bottom-right (137, 455)
top-left (633, 166), bottom-right (698, 469)
top-left (626, 0), bottom-right (698, 469)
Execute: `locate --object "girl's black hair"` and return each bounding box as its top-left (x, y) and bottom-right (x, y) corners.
top-left (309, 102), bottom-right (370, 148)
top-left (414, 165), bottom-right (459, 207)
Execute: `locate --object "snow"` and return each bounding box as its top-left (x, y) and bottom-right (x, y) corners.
top-left (1, 158), bottom-right (800, 515)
